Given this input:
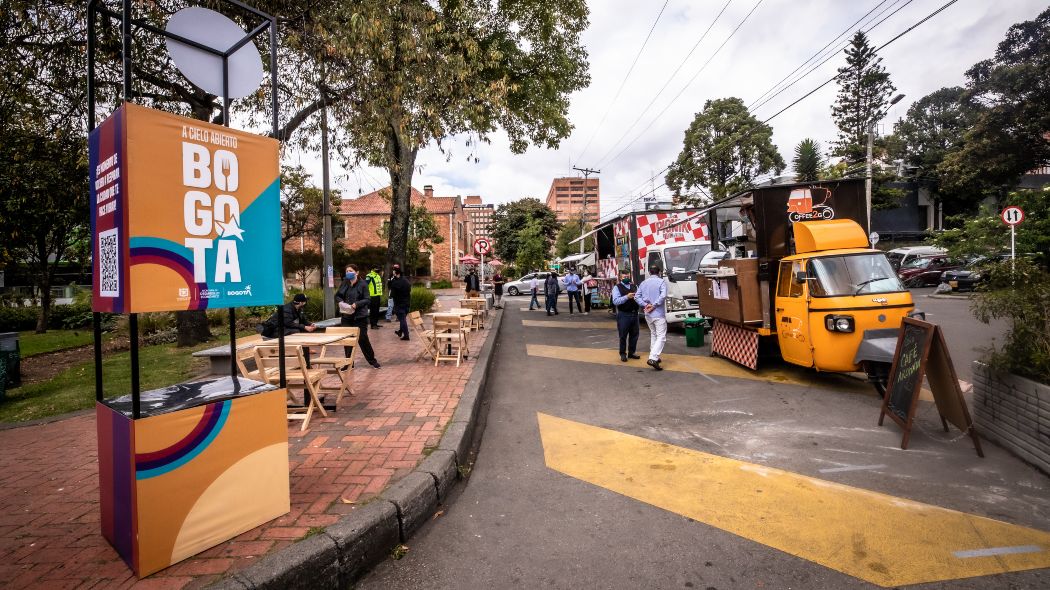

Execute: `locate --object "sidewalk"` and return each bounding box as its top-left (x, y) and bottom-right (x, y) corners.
top-left (0, 291), bottom-right (491, 589)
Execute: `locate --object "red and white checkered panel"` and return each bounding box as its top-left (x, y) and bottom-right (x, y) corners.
top-left (711, 321), bottom-right (760, 370)
top-left (635, 213), bottom-right (709, 268)
top-left (599, 258), bottom-right (618, 279)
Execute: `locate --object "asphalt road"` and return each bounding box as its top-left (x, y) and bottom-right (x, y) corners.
top-left (358, 299), bottom-right (1046, 590)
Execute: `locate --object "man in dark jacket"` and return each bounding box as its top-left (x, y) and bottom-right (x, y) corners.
top-left (335, 264), bottom-right (380, 368)
top-left (389, 267), bottom-right (412, 340)
top-left (611, 269), bottom-right (641, 362)
top-left (465, 268), bottom-right (481, 298)
top-left (544, 272), bottom-right (560, 316)
top-left (259, 293), bottom-right (316, 338)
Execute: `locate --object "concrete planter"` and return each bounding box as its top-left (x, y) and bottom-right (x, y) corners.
top-left (972, 361), bottom-right (1050, 475)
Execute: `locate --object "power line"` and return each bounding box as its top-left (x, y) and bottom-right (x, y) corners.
top-left (600, 0), bottom-right (767, 168)
top-left (747, 0), bottom-right (895, 110)
top-left (573, 0), bottom-right (670, 166)
top-left (750, 0), bottom-right (916, 114)
top-left (604, 0), bottom-right (962, 216)
top-left (591, 0), bottom-right (735, 167)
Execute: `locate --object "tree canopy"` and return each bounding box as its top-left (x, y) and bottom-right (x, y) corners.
top-left (317, 0), bottom-right (590, 275)
top-left (280, 165), bottom-right (341, 246)
top-left (830, 31), bottom-right (896, 164)
top-left (940, 7), bottom-right (1050, 196)
top-left (665, 97), bottom-right (784, 203)
top-left (554, 221), bottom-right (593, 258)
top-left (491, 198), bottom-right (560, 264)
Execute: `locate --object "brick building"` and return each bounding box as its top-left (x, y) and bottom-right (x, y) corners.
top-left (463, 195), bottom-right (495, 240)
top-left (546, 176), bottom-right (600, 225)
top-left (337, 185), bottom-right (474, 282)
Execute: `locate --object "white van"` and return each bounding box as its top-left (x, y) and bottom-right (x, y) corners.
top-left (886, 246), bottom-right (946, 270)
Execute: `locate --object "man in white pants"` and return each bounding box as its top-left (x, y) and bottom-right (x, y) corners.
top-left (635, 264), bottom-right (668, 370)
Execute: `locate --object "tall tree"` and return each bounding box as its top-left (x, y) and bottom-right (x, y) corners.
top-left (376, 201), bottom-right (444, 276)
top-left (0, 2), bottom-right (89, 332)
top-left (320, 1), bottom-right (590, 279)
top-left (554, 221), bottom-right (593, 258)
top-left (491, 198), bottom-right (560, 263)
top-left (280, 165), bottom-right (341, 246)
top-left (665, 97), bottom-right (784, 203)
top-left (514, 218), bottom-right (548, 275)
top-left (793, 138), bottom-right (823, 182)
top-left (830, 31), bottom-right (896, 165)
top-left (889, 86), bottom-right (983, 214)
top-left (940, 7), bottom-right (1050, 197)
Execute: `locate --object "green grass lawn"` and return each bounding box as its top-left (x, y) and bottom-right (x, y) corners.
top-left (18, 330), bottom-right (102, 358)
top-left (0, 340), bottom-right (213, 423)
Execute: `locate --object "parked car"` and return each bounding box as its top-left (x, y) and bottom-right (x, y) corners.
top-left (886, 246), bottom-right (946, 271)
top-left (897, 255), bottom-right (962, 287)
top-left (697, 250), bottom-right (729, 278)
top-left (503, 272), bottom-right (565, 296)
top-left (941, 263), bottom-right (984, 292)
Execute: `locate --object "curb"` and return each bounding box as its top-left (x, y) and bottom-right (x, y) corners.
top-left (926, 293), bottom-right (973, 300)
top-left (208, 307), bottom-right (505, 589)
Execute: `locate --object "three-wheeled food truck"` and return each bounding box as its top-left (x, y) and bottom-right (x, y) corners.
top-left (698, 179), bottom-right (921, 393)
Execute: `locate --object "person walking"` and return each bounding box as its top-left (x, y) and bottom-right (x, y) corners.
top-left (365, 266), bottom-right (384, 329)
top-left (564, 268), bottom-right (582, 314)
top-left (544, 272), bottom-right (560, 316)
top-left (636, 264), bottom-right (668, 371)
top-left (259, 293), bottom-right (316, 338)
top-left (492, 271), bottom-right (506, 309)
top-left (465, 268), bottom-right (481, 298)
top-left (528, 272), bottom-right (541, 310)
top-left (335, 264), bottom-right (381, 368)
top-left (611, 269), bottom-right (640, 362)
top-left (385, 264), bottom-right (401, 323)
top-left (581, 267), bottom-right (595, 314)
top-left (389, 266), bottom-right (412, 341)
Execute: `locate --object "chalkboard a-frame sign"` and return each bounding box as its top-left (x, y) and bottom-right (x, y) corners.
top-left (878, 317), bottom-right (984, 457)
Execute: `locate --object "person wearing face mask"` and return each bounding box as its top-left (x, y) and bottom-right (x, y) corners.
top-left (611, 269), bottom-right (641, 362)
top-left (335, 264), bottom-right (381, 368)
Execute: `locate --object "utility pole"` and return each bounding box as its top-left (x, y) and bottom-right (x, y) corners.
top-left (572, 166), bottom-right (600, 254)
top-left (319, 65), bottom-right (335, 319)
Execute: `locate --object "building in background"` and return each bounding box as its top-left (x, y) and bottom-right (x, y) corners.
top-left (338, 185), bottom-right (473, 282)
top-left (463, 195), bottom-right (495, 240)
top-left (545, 176), bottom-right (600, 225)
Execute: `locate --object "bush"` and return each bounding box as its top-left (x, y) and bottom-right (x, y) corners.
top-left (971, 259), bottom-right (1050, 385)
top-left (0, 306), bottom-right (38, 331)
top-left (410, 286), bottom-right (436, 313)
top-left (429, 279), bottom-right (453, 289)
top-left (287, 287), bottom-right (326, 321)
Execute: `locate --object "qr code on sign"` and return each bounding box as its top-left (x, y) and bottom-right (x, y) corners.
top-left (99, 228), bottom-right (119, 297)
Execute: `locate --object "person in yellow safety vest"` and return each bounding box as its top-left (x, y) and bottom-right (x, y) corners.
top-left (366, 267), bottom-right (384, 329)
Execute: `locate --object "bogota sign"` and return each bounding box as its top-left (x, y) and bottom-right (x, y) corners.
top-left (90, 103), bottom-right (282, 313)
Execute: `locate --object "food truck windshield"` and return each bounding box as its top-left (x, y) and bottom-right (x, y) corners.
top-left (807, 253), bottom-right (906, 297)
top-left (664, 243), bottom-right (712, 281)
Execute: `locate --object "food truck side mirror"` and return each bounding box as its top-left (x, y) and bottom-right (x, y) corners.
top-left (794, 271), bottom-right (810, 283)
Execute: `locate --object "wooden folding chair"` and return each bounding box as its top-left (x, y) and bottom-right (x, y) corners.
top-left (433, 315), bottom-right (466, 366)
top-left (255, 344), bottom-right (330, 431)
top-left (408, 311), bottom-right (437, 361)
top-left (312, 327), bottom-right (359, 406)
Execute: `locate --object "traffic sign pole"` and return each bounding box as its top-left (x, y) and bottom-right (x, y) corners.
top-left (1011, 224), bottom-right (1015, 272)
top-left (1000, 206), bottom-right (1024, 273)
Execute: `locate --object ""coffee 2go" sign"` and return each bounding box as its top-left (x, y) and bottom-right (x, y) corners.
top-left (89, 103), bottom-right (282, 313)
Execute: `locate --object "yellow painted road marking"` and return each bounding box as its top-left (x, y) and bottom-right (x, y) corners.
top-left (526, 343), bottom-right (872, 393)
top-left (538, 413), bottom-right (1050, 587)
top-left (522, 320), bottom-right (622, 330)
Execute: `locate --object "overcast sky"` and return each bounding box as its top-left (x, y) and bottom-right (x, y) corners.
top-left (290, 0), bottom-right (1045, 219)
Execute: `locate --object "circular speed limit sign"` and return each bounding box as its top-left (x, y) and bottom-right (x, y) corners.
top-left (473, 238), bottom-right (492, 255)
top-left (1001, 206), bottom-right (1024, 226)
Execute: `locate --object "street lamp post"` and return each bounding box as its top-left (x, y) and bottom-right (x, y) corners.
top-left (866, 93), bottom-right (905, 244)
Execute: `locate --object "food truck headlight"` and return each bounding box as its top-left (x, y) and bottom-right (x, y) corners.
top-left (667, 297), bottom-right (688, 311)
top-left (824, 314), bottom-right (855, 333)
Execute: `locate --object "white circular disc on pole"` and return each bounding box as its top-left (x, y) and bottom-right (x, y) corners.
top-left (165, 7), bottom-right (264, 100)
top-left (1001, 206), bottom-right (1024, 226)
top-left (869, 231), bottom-right (879, 246)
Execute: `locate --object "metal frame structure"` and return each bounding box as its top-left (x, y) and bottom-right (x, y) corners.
top-left (87, 0), bottom-right (285, 418)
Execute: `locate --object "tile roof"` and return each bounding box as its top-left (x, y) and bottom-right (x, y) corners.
top-left (338, 186), bottom-right (462, 215)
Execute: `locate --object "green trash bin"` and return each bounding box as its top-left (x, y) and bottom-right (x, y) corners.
top-left (0, 331), bottom-right (19, 399)
top-left (684, 317), bottom-right (705, 347)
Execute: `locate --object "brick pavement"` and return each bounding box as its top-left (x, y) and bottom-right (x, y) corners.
top-left (0, 292), bottom-right (490, 589)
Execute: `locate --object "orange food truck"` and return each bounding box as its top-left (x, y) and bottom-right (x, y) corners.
top-left (698, 179), bottom-right (924, 394)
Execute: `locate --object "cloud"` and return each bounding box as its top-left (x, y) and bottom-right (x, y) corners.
top-left (295, 0), bottom-right (1044, 218)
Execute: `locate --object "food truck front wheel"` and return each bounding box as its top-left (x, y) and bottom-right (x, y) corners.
top-left (862, 361), bottom-right (891, 398)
